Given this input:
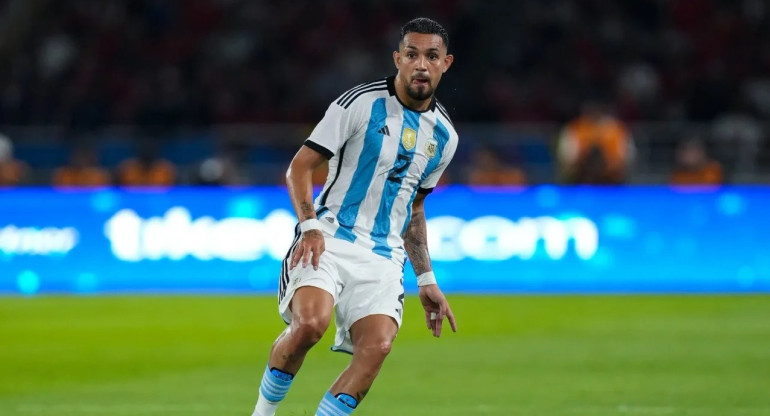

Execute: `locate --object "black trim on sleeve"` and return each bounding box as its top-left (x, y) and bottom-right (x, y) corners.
top-left (303, 140), bottom-right (334, 159)
top-left (417, 187), bottom-right (434, 195)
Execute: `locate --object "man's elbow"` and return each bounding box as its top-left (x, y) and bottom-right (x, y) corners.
top-left (286, 158), bottom-right (309, 182)
top-left (410, 204), bottom-right (426, 218)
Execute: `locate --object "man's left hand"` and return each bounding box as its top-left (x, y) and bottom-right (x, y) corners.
top-left (418, 284), bottom-right (457, 338)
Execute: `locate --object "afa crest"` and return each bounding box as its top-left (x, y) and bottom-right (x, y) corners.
top-left (425, 138), bottom-right (438, 158)
top-left (401, 128), bottom-right (416, 150)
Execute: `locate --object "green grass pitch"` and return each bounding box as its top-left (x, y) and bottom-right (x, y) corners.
top-left (1, 295), bottom-right (769, 415)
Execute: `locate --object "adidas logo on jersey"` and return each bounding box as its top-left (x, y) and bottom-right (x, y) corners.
top-left (377, 125), bottom-right (390, 136)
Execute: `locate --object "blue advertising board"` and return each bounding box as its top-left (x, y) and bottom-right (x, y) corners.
top-left (1, 186), bottom-right (768, 294)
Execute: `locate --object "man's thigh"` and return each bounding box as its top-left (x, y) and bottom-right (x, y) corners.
top-left (349, 314), bottom-right (399, 349)
top-left (278, 234), bottom-right (343, 325)
top-left (332, 254), bottom-right (404, 353)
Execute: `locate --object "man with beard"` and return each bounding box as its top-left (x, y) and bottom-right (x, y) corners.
top-left (250, 17), bottom-right (459, 416)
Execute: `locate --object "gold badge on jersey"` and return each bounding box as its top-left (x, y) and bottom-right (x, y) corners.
top-left (425, 138), bottom-right (438, 158)
top-left (401, 128), bottom-right (416, 150)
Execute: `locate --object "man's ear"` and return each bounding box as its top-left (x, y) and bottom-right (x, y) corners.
top-left (393, 50), bottom-right (400, 70)
top-left (443, 54), bottom-right (454, 73)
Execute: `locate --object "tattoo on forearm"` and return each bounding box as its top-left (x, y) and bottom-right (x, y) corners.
top-left (299, 201), bottom-right (315, 220)
top-left (404, 211), bottom-right (431, 274)
top-left (355, 388), bottom-right (370, 403)
top-left (281, 353), bottom-right (299, 365)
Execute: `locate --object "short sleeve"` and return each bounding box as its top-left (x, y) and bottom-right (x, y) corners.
top-left (418, 136), bottom-right (458, 193)
top-left (304, 102), bottom-right (365, 159)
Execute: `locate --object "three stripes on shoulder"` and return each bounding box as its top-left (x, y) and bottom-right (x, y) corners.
top-left (336, 80), bottom-right (388, 109)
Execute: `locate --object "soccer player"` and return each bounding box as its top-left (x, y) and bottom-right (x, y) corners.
top-left (251, 17), bottom-right (458, 416)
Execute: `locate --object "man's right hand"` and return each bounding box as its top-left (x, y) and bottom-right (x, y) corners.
top-left (290, 229), bottom-right (325, 271)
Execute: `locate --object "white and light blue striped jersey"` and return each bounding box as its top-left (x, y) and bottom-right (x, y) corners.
top-left (304, 76), bottom-right (458, 265)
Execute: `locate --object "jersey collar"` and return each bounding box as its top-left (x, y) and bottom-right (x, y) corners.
top-left (386, 76), bottom-right (437, 113)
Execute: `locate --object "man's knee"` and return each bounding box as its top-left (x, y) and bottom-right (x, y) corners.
top-left (350, 315), bottom-right (398, 363)
top-left (287, 287), bottom-right (334, 348)
top-left (291, 315), bottom-right (329, 347)
top-left (373, 340), bottom-right (393, 358)
top-left (359, 339), bottom-right (393, 362)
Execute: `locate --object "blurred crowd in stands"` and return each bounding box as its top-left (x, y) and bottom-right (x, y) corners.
top-left (0, 0), bottom-right (768, 186)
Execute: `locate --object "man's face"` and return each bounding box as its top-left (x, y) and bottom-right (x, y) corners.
top-left (393, 33), bottom-right (453, 101)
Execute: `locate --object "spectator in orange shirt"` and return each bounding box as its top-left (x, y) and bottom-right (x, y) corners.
top-left (557, 101), bottom-right (635, 184)
top-left (0, 134), bottom-right (29, 186)
top-left (52, 145), bottom-right (111, 187)
top-left (467, 146), bottom-right (527, 186)
top-left (116, 140), bottom-right (176, 187)
top-left (670, 138), bottom-right (723, 186)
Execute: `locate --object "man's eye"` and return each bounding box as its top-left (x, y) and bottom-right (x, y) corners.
top-left (429, 55), bottom-right (438, 60)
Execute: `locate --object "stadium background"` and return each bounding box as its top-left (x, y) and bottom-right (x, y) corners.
top-left (1, 1), bottom-right (768, 415)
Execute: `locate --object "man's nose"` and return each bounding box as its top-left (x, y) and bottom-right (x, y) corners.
top-left (415, 55), bottom-right (428, 70)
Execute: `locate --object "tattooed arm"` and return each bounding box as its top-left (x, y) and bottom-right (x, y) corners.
top-left (403, 192), bottom-right (432, 275)
top-left (286, 145), bottom-right (327, 270)
top-left (286, 146), bottom-right (325, 221)
top-left (404, 192), bottom-right (457, 337)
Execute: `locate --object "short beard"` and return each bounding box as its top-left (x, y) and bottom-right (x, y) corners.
top-left (406, 83), bottom-right (434, 101)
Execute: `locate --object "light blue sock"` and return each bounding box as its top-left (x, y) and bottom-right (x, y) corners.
top-left (315, 391), bottom-right (356, 416)
top-left (259, 366), bottom-right (294, 402)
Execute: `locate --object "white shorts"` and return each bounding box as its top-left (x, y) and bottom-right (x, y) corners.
top-left (278, 228), bottom-right (405, 354)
